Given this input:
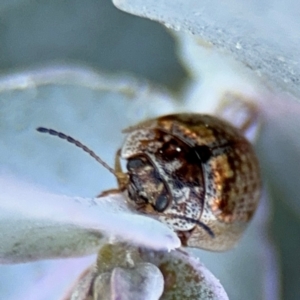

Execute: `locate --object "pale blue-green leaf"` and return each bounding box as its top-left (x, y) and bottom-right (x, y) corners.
top-left (113, 0), bottom-right (300, 96)
top-left (0, 175), bottom-right (180, 264)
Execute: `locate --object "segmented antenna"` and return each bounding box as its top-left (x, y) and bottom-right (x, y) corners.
top-left (149, 211), bottom-right (214, 238)
top-left (36, 127), bottom-right (116, 176)
top-left (172, 214), bottom-right (215, 238)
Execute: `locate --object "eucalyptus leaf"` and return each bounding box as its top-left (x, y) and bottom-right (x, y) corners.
top-left (113, 0), bottom-right (300, 96)
top-left (0, 175), bottom-right (180, 263)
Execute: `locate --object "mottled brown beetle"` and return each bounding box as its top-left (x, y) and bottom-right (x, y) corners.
top-left (37, 113), bottom-right (261, 251)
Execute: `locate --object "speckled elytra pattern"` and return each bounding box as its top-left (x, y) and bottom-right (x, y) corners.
top-left (121, 113), bottom-right (261, 251)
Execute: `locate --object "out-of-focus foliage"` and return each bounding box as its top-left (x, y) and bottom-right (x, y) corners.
top-left (0, 0), bottom-right (186, 89)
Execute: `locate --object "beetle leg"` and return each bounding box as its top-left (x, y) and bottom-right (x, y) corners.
top-left (97, 188), bottom-right (121, 198)
top-left (216, 94), bottom-right (261, 143)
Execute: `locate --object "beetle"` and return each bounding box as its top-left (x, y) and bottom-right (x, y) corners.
top-left (37, 113), bottom-right (261, 251)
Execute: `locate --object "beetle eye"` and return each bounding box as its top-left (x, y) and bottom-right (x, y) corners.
top-left (158, 139), bottom-right (181, 161)
top-left (154, 194), bottom-right (169, 212)
top-left (127, 157), bottom-right (146, 170)
top-left (187, 145), bottom-right (212, 164)
top-left (194, 145), bottom-right (212, 163)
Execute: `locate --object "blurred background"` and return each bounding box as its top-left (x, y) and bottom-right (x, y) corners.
top-left (0, 0), bottom-right (186, 89)
top-left (0, 0), bottom-right (299, 299)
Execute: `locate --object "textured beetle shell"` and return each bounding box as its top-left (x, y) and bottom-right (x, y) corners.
top-left (121, 113), bottom-right (261, 251)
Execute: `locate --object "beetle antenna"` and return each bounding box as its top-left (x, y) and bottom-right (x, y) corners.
top-left (173, 215), bottom-right (215, 238)
top-left (158, 213), bottom-right (215, 238)
top-left (36, 127), bottom-right (117, 176)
